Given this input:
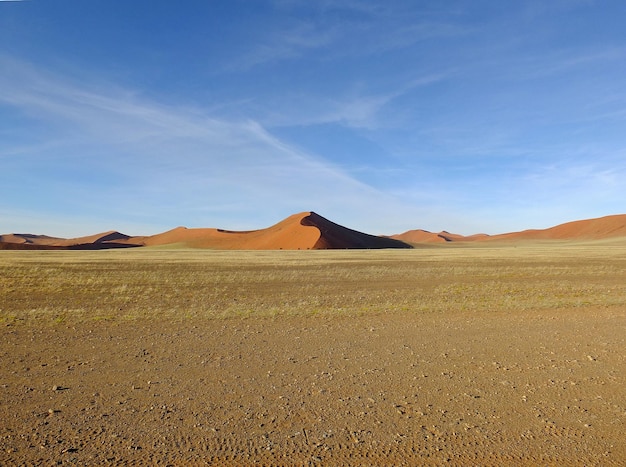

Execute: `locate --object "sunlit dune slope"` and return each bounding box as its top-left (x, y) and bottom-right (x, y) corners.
top-left (490, 214), bottom-right (626, 241)
top-left (391, 229), bottom-right (489, 243)
top-left (392, 214), bottom-right (626, 244)
top-left (136, 212), bottom-right (412, 250)
top-left (0, 212), bottom-right (411, 250)
top-left (4, 213), bottom-right (626, 250)
top-left (136, 212), bottom-right (321, 250)
top-left (0, 231), bottom-right (138, 249)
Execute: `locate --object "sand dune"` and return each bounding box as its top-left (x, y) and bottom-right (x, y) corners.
top-left (390, 229), bottom-right (489, 243)
top-left (0, 231), bottom-right (132, 246)
top-left (0, 231), bottom-right (140, 250)
top-left (136, 212), bottom-right (323, 250)
top-left (0, 233), bottom-right (70, 250)
top-left (137, 212), bottom-right (411, 250)
top-left (392, 214), bottom-right (626, 244)
top-left (0, 212), bottom-right (411, 250)
top-left (489, 214), bottom-right (626, 241)
top-left (391, 229), bottom-right (447, 243)
top-left (3, 212), bottom-right (626, 250)
top-left (303, 212), bottom-right (411, 249)
top-left (64, 231), bottom-right (132, 246)
top-left (0, 233), bottom-right (64, 246)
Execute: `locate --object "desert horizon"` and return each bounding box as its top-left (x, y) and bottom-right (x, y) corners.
top-left (3, 213), bottom-right (626, 464)
top-left (2, 211), bottom-right (626, 251)
top-left (4, 1), bottom-right (626, 464)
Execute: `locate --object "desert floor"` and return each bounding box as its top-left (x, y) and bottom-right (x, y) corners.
top-left (1, 245), bottom-right (625, 465)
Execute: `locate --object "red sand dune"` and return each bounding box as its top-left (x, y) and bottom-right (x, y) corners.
top-left (390, 229), bottom-right (450, 243)
top-left (0, 212), bottom-right (411, 250)
top-left (136, 212), bottom-right (411, 250)
top-left (0, 231), bottom-right (140, 250)
top-left (391, 229), bottom-right (490, 243)
top-left (62, 231), bottom-right (132, 246)
top-left (135, 212), bottom-right (322, 250)
top-left (489, 214), bottom-right (626, 241)
top-left (0, 233), bottom-right (68, 250)
top-left (3, 213), bottom-right (626, 250)
top-left (392, 214), bottom-right (626, 244)
top-left (0, 233), bottom-right (62, 246)
top-left (303, 212), bottom-right (411, 249)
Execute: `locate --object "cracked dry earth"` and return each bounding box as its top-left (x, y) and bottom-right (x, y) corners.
top-left (2, 308), bottom-right (625, 466)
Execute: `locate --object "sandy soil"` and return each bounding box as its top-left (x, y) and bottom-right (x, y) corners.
top-left (2, 308), bottom-right (624, 466)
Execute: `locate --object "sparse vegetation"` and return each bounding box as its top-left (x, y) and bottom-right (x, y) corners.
top-left (2, 243), bottom-right (626, 464)
top-left (2, 242), bottom-right (626, 324)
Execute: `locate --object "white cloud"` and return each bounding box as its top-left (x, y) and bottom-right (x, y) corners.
top-left (0, 55), bottom-right (431, 236)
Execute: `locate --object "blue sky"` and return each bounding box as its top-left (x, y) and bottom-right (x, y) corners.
top-left (1, 0), bottom-right (626, 237)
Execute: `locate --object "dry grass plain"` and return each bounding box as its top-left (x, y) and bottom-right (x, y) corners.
top-left (1, 242), bottom-right (625, 465)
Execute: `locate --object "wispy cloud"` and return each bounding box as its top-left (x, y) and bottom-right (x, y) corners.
top-left (259, 72), bottom-right (449, 130)
top-left (223, 1), bottom-right (470, 72)
top-left (0, 55), bottom-right (430, 235)
top-left (224, 21), bottom-right (336, 71)
top-left (511, 46), bottom-right (626, 81)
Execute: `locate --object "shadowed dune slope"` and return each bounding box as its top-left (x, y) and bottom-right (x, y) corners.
top-left (0, 233), bottom-right (64, 246)
top-left (137, 212), bottom-right (412, 250)
top-left (0, 241), bottom-right (60, 250)
top-left (65, 231), bottom-right (132, 246)
top-left (4, 213), bottom-right (625, 250)
top-left (0, 231), bottom-right (132, 246)
top-left (0, 231), bottom-right (139, 250)
top-left (303, 212), bottom-right (412, 249)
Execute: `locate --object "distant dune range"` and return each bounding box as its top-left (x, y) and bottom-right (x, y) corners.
top-left (392, 213), bottom-right (626, 244)
top-left (2, 212), bottom-right (626, 250)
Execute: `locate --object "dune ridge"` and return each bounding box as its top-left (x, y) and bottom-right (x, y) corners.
top-left (390, 229), bottom-right (489, 244)
top-left (302, 212), bottom-right (411, 249)
top-left (137, 212), bottom-right (411, 250)
top-left (3, 212), bottom-right (626, 250)
top-left (0, 212), bottom-right (411, 250)
top-left (489, 214), bottom-right (626, 241)
top-left (135, 212), bottom-right (323, 250)
top-left (0, 231), bottom-right (140, 250)
top-left (392, 214), bottom-right (626, 244)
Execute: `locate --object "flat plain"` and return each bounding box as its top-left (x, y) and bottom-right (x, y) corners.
top-left (1, 243), bottom-right (625, 465)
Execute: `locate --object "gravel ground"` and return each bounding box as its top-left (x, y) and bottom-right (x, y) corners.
top-left (2, 307), bottom-right (625, 466)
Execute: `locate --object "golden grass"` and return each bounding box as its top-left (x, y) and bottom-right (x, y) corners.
top-left (2, 242), bottom-right (626, 324)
